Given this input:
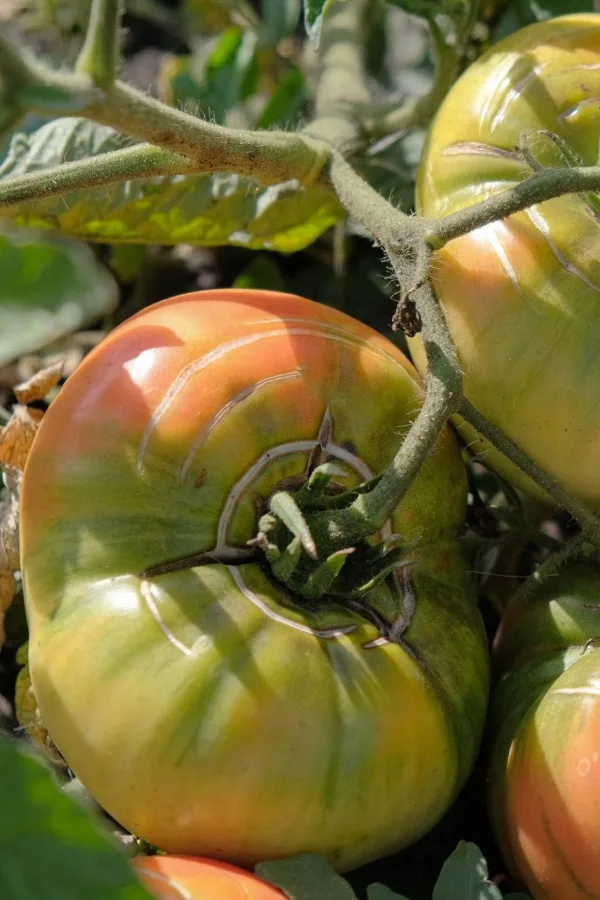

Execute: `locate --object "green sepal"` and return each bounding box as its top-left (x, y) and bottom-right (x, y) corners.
top-left (269, 491), bottom-right (317, 559)
top-left (302, 548), bottom-right (354, 601)
top-left (271, 537), bottom-right (303, 582)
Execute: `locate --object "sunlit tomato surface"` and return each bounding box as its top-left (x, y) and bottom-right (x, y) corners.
top-left (414, 14), bottom-right (600, 507)
top-left (132, 855), bottom-right (284, 900)
top-left (489, 563), bottom-right (600, 900)
top-left (21, 289), bottom-right (488, 870)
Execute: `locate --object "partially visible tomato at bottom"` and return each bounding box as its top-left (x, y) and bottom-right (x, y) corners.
top-left (132, 855), bottom-right (285, 899)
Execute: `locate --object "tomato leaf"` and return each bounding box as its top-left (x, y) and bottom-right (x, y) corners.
top-left (367, 884), bottom-right (410, 900)
top-left (262, 0), bottom-right (302, 46)
top-left (1, 119), bottom-right (343, 252)
top-left (163, 29), bottom-right (260, 124)
top-left (0, 223), bottom-right (117, 366)
top-left (256, 854), bottom-right (358, 899)
top-left (255, 68), bottom-right (306, 130)
top-left (516, 0), bottom-right (593, 20)
top-left (0, 738), bottom-right (153, 899)
top-left (432, 842), bottom-right (504, 900)
top-left (303, 0), bottom-right (336, 44)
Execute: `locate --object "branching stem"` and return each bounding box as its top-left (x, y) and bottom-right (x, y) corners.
top-left (461, 400), bottom-right (600, 546)
top-left (76, 0), bottom-right (123, 90)
top-left (427, 165), bottom-right (600, 249)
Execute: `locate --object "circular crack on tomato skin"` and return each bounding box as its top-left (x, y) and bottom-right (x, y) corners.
top-left (21, 288), bottom-right (488, 869)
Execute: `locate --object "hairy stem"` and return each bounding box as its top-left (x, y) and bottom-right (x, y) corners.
top-left (0, 145), bottom-right (195, 209)
top-left (461, 400), bottom-right (600, 546)
top-left (76, 0), bottom-right (124, 89)
top-left (0, 33), bottom-right (331, 187)
top-left (304, 0), bottom-right (371, 150)
top-left (355, 283), bottom-right (461, 530)
top-left (427, 165), bottom-right (600, 248)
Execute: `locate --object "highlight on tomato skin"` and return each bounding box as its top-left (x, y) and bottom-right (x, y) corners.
top-left (132, 855), bottom-right (285, 899)
top-left (488, 563), bottom-right (600, 900)
top-left (20, 288), bottom-right (489, 870)
top-left (413, 13), bottom-right (600, 510)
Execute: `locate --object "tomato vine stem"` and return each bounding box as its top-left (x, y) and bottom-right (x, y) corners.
top-left (425, 164), bottom-right (600, 249)
top-left (75, 0), bottom-right (123, 90)
top-left (3, 0), bottom-right (600, 574)
top-left (460, 400), bottom-right (600, 547)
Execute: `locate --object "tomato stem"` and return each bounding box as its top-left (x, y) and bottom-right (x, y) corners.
top-left (425, 164), bottom-right (600, 250)
top-left (140, 547), bottom-right (259, 579)
top-left (75, 0), bottom-right (123, 91)
top-left (461, 400), bottom-right (600, 548)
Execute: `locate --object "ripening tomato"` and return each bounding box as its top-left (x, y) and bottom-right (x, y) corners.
top-left (414, 14), bottom-right (600, 507)
top-left (132, 855), bottom-right (284, 899)
top-left (488, 563), bottom-right (600, 900)
top-left (20, 289), bottom-right (488, 870)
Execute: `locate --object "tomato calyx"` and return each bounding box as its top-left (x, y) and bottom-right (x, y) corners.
top-left (141, 460), bottom-right (418, 645)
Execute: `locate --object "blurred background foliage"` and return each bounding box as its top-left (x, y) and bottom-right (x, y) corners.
top-left (0, 0), bottom-right (596, 896)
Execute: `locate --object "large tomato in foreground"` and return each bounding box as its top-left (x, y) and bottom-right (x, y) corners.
top-left (414, 14), bottom-right (600, 507)
top-left (132, 855), bottom-right (284, 899)
top-left (20, 289), bottom-right (488, 870)
top-left (489, 563), bottom-right (600, 900)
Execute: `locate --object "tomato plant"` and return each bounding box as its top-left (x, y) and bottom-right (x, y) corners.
top-left (20, 288), bottom-right (488, 871)
top-left (414, 13), bottom-right (600, 507)
top-left (132, 855), bottom-right (284, 900)
top-left (6, 0), bottom-right (600, 896)
top-left (488, 562), bottom-right (600, 900)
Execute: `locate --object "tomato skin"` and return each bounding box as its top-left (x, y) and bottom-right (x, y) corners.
top-left (414, 14), bottom-right (600, 506)
top-left (21, 289), bottom-right (488, 870)
top-left (132, 855), bottom-right (284, 899)
top-left (489, 563), bottom-right (600, 900)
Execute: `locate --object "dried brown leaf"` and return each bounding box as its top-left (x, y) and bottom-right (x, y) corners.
top-left (0, 569), bottom-right (15, 650)
top-left (14, 360), bottom-right (63, 404)
top-left (0, 465), bottom-right (21, 572)
top-left (0, 404), bottom-right (43, 471)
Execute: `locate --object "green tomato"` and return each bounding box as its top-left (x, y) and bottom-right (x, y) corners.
top-left (21, 289), bottom-right (488, 870)
top-left (414, 13), bottom-right (600, 507)
top-left (489, 562), bottom-right (600, 900)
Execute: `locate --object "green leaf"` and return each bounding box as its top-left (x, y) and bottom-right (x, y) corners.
top-left (256, 854), bottom-right (357, 900)
top-left (232, 256), bottom-right (285, 291)
top-left (255, 67), bottom-right (306, 129)
top-left (262, 0), bottom-right (302, 45)
top-left (0, 737), bottom-right (153, 899)
top-left (367, 886), bottom-right (410, 900)
top-left (1, 119), bottom-right (344, 252)
top-left (433, 842), bottom-right (503, 900)
top-left (493, 0), bottom-right (593, 37)
top-left (0, 223), bottom-right (117, 365)
top-left (516, 0), bottom-right (593, 20)
top-left (159, 29), bottom-right (260, 124)
top-left (303, 0), bottom-right (336, 45)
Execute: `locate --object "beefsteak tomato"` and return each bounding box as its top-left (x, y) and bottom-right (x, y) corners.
top-left (414, 14), bottom-right (600, 507)
top-left (20, 289), bottom-right (488, 870)
top-left (489, 562), bottom-right (600, 900)
top-left (132, 855), bottom-right (284, 899)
